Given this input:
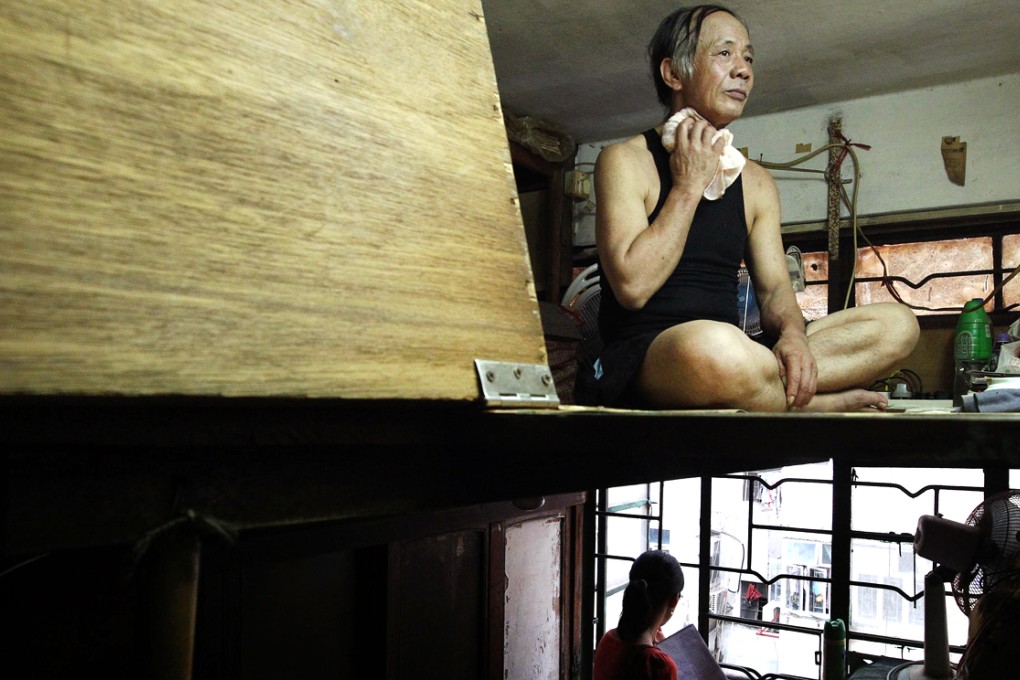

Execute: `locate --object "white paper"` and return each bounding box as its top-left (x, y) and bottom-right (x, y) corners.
top-left (993, 340), bottom-right (1020, 373)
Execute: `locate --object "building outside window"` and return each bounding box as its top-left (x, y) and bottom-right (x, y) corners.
top-left (595, 464), bottom-right (996, 677)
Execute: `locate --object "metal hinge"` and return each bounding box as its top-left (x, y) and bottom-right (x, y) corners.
top-left (474, 359), bottom-right (559, 408)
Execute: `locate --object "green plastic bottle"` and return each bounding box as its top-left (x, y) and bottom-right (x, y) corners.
top-left (953, 298), bottom-right (992, 405)
top-left (954, 298), bottom-right (992, 367)
top-left (821, 619), bottom-right (847, 680)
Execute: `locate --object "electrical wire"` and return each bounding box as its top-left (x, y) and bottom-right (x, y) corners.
top-left (898, 368), bottom-right (923, 393)
top-left (0, 553), bottom-right (50, 580)
top-left (849, 207), bottom-right (1020, 313)
top-left (869, 369), bottom-right (923, 396)
top-left (760, 140), bottom-right (1020, 314)
top-left (833, 149), bottom-right (1020, 314)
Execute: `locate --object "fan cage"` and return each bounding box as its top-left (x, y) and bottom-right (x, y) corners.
top-left (952, 491), bottom-right (1020, 615)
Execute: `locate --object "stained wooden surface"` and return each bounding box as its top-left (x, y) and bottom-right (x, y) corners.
top-left (0, 0), bottom-right (543, 398)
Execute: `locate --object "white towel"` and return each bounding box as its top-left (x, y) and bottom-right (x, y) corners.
top-left (660, 108), bottom-right (746, 200)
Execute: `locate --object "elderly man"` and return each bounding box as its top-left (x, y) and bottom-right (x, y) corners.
top-left (577, 4), bottom-right (918, 411)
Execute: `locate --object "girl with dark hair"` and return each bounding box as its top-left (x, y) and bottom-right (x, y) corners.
top-left (957, 576), bottom-right (1020, 679)
top-left (593, 550), bottom-right (685, 680)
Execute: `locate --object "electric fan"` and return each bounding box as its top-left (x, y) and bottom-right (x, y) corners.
top-left (737, 266), bottom-right (762, 337)
top-left (888, 490), bottom-right (1020, 679)
top-left (562, 264), bottom-right (603, 370)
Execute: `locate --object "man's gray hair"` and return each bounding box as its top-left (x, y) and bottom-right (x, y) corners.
top-left (647, 5), bottom-right (747, 109)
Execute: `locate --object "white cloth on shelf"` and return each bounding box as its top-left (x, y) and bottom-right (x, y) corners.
top-left (660, 107), bottom-right (746, 200)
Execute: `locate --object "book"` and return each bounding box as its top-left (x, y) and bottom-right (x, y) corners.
top-left (656, 624), bottom-right (727, 680)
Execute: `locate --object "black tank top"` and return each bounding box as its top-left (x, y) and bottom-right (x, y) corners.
top-left (598, 129), bottom-right (748, 342)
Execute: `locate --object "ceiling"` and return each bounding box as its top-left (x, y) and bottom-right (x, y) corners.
top-left (482, 0), bottom-right (1020, 145)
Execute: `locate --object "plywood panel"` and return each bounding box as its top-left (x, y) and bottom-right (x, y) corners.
top-left (0, 0), bottom-right (543, 398)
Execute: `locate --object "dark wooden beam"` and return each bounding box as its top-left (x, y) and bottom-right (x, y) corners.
top-left (5, 398), bottom-right (1020, 556)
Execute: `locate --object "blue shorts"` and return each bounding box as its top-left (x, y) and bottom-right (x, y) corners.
top-left (573, 331), bottom-right (661, 408)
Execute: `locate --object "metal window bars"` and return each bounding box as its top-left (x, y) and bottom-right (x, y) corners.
top-left (590, 467), bottom-right (1003, 678)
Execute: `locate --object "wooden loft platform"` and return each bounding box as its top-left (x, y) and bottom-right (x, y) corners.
top-left (3, 0), bottom-right (1019, 557)
top-left (6, 398), bottom-right (1020, 555)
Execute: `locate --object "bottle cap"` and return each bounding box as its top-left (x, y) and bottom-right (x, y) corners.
top-left (823, 618), bottom-right (846, 638)
top-left (963, 298), bottom-right (985, 312)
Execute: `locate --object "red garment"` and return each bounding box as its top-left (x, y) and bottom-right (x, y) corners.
top-left (593, 629), bottom-right (678, 680)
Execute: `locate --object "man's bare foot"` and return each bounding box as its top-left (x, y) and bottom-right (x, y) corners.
top-left (798, 389), bottom-right (889, 413)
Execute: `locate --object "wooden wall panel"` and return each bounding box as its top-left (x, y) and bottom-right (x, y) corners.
top-left (0, 0), bottom-right (543, 398)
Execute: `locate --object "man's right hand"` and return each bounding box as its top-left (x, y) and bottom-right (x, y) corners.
top-left (668, 115), bottom-right (725, 196)
top-left (772, 330), bottom-right (818, 409)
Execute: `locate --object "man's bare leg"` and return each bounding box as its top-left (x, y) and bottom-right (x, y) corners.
top-left (635, 303), bottom-right (918, 412)
top-left (805, 302), bottom-right (919, 392)
top-left (635, 320), bottom-right (814, 411)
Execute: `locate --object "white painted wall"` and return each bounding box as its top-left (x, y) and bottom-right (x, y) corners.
top-left (573, 72), bottom-right (1020, 240)
top-left (729, 73), bottom-right (1020, 224)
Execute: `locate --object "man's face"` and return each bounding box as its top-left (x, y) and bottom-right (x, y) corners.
top-left (681, 12), bottom-right (754, 127)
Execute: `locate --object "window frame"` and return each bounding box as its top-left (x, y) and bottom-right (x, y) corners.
top-left (781, 208), bottom-right (1020, 329)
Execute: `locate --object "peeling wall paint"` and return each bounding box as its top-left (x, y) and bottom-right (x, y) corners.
top-left (503, 516), bottom-right (562, 680)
